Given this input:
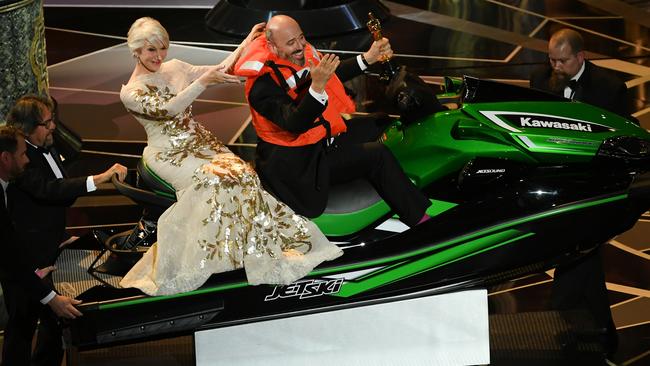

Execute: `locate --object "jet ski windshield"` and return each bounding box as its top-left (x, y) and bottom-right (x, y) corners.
top-left (462, 76), bottom-right (566, 104)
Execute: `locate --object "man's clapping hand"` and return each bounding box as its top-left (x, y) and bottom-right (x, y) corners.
top-left (309, 54), bottom-right (340, 93)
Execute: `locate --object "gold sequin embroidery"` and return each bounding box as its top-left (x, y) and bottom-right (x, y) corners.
top-left (193, 156), bottom-right (313, 267)
top-left (129, 84), bottom-right (227, 166)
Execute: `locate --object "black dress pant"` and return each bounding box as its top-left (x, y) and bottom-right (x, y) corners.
top-left (326, 115), bottom-right (430, 227)
top-left (551, 246), bottom-right (617, 354)
top-left (1, 277), bottom-right (63, 366)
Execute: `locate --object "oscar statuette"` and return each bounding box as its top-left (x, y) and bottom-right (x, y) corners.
top-left (366, 12), bottom-right (398, 82)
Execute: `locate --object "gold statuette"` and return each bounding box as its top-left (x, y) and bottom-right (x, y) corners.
top-left (366, 12), bottom-right (397, 82)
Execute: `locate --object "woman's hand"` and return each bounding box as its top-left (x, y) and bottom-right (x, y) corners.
top-left (244, 22), bottom-right (266, 46)
top-left (199, 64), bottom-right (241, 86)
top-left (219, 22), bottom-right (266, 72)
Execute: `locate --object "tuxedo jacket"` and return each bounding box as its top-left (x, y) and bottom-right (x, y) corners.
top-left (0, 200), bottom-right (50, 301)
top-left (9, 143), bottom-right (87, 268)
top-left (530, 60), bottom-right (629, 117)
top-left (248, 58), bottom-right (365, 217)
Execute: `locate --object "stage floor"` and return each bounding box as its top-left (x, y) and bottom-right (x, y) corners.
top-left (2, 0), bottom-right (650, 365)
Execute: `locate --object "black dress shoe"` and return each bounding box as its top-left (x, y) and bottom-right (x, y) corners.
top-left (602, 325), bottom-right (619, 359)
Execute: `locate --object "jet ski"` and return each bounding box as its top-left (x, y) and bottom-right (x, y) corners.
top-left (64, 76), bottom-right (650, 351)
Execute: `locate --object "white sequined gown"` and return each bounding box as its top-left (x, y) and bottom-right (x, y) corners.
top-left (119, 59), bottom-right (342, 296)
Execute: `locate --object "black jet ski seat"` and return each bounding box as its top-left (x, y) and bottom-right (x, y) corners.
top-left (323, 179), bottom-right (382, 215)
top-left (129, 158), bottom-right (384, 219)
top-left (123, 159), bottom-right (176, 211)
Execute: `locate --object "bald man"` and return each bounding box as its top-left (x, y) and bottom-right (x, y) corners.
top-left (531, 29), bottom-right (627, 357)
top-left (235, 15), bottom-right (431, 227)
top-left (530, 28), bottom-right (629, 117)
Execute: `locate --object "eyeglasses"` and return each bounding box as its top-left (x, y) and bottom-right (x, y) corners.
top-left (35, 116), bottom-right (55, 128)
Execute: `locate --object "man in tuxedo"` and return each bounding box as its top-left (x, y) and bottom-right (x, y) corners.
top-left (0, 125), bottom-right (82, 366)
top-left (530, 28), bottom-right (627, 356)
top-left (235, 15), bottom-right (431, 227)
top-left (5, 95), bottom-right (126, 365)
top-left (530, 28), bottom-right (629, 117)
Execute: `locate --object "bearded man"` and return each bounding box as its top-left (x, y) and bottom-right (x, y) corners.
top-left (530, 28), bottom-right (629, 117)
top-left (530, 28), bottom-right (629, 357)
top-left (0, 125), bottom-right (82, 366)
top-left (234, 15), bottom-right (431, 227)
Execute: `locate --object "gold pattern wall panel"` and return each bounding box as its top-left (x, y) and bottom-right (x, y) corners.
top-left (0, 0), bottom-right (49, 121)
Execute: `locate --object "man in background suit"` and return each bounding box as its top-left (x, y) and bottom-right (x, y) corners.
top-left (530, 28), bottom-right (629, 356)
top-left (5, 95), bottom-right (126, 365)
top-left (530, 28), bottom-right (630, 117)
top-left (0, 125), bottom-right (82, 366)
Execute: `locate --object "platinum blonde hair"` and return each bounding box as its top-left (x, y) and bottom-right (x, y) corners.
top-left (127, 17), bottom-right (169, 56)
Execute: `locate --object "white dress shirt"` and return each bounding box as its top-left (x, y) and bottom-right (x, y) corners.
top-left (0, 178), bottom-right (7, 207)
top-left (0, 178), bottom-right (9, 207)
top-left (563, 61), bottom-right (586, 99)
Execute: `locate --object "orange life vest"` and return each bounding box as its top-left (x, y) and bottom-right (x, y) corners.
top-left (235, 36), bottom-right (355, 147)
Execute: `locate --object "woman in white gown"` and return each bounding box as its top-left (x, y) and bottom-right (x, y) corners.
top-left (119, 17), bottom-right (342, 296)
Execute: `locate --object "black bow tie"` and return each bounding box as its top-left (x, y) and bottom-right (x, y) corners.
top-left (567, 80), bottom-right (579, 90)
top-left (297, 69), bottom-right (310, 82)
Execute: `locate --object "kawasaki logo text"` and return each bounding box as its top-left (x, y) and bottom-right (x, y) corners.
top-left (519, 117), bottom-right (592, 132)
